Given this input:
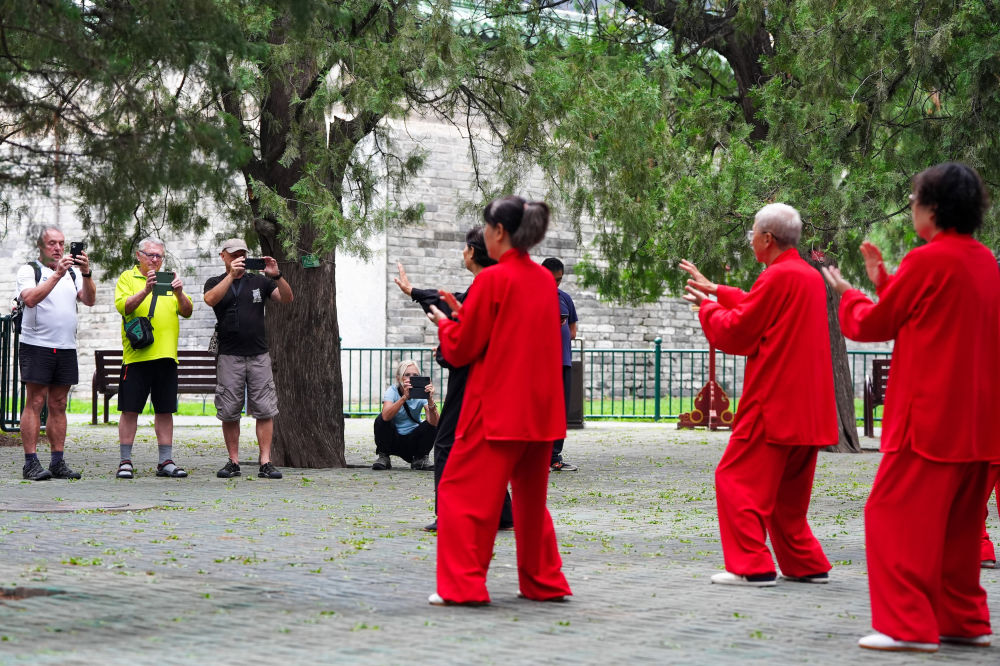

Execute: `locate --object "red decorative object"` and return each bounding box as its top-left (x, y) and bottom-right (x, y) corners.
top-left (678, 347), bottom-right (734, 430)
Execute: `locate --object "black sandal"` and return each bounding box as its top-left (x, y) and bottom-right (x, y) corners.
top-left (156, 460), bottom-right (188, 478)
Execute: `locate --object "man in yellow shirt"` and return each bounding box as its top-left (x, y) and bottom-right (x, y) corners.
top-left (113, 237), bottom-right (193, 479)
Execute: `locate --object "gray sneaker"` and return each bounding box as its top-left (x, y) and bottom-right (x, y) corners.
top-left (372, 454), bottom-right (391, 470)
top-left (22, 458), bottom-right (52, 481)
top-left (411, 456), bottom-right (434, 471)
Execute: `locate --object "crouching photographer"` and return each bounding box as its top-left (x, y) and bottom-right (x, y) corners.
top-left (373, 360), bottom-right (438, 470)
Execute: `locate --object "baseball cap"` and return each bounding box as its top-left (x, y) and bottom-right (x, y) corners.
top-left (220, 238), bottom-right (249, 254)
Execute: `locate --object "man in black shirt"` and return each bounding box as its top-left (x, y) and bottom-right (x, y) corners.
top-left (204, 239), bottom-right (294, 479)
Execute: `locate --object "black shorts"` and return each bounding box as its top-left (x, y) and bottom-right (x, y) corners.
top-left (19, 343), bottom-right (79, 386)
top-left (117, 358), bottom-right (178, 414)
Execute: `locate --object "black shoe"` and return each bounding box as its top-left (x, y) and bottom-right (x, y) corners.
top-left (498, 522), bottom-right (515, 532)
top-left (550, 460), bottom-right (578, 471)
top-left (22, 458), bottom-right (52, 481)
top-left (372, 454), bottom-right (391, 470)
top-left (424, 520), bottom-right (438, 532)
top-left (48, 459), bottom-right (81, 480)
top-left (411, 456), bottom-right (434, 471)
top-left (217, 460), bottom-right (241, 478)
top-left (258, 462), bottom-right (282, 479)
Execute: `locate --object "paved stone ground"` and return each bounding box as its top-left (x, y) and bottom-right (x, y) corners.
top-left (0, 419), bottom-right (997, 665)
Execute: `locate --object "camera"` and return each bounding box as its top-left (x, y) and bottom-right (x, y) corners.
top-left (407, 376), bottom-right (431, 400)
top-left (69, 241), bottom-right (85, 259)
top-left (244, 257), bottom-right (266, 271)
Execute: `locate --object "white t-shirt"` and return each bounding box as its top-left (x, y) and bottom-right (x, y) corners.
top-left (15, 262), bottom-right (80, 349)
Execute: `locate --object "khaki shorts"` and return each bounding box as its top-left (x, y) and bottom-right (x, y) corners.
top-left (215, 353), bottom-right (279, 421)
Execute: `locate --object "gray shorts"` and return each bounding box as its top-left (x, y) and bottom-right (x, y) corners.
top-left (215, 353), bottom-right (279, 421)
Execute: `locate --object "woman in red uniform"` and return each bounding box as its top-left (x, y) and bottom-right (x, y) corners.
top-left (426, 195), bottom-right (572, 605)
top-left (823, 162), bottom-right (1000, 652)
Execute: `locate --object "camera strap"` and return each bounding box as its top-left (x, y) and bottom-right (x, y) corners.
top-left (401, 400), bottom-right (421, 425)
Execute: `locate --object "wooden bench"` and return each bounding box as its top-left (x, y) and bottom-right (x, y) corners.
top-left (91, 350), bottom-right (218, 424)
top-left (863, 359), bottom-right (891, 438)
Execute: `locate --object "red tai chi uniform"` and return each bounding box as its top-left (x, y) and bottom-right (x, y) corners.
top-left (838, 230), bottom-right (1000, 643)
top-left (698, 248), bottom-right (838, 577)
top-left (435, 248), bottom-right (571, 603)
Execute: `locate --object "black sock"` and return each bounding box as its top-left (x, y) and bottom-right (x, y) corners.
top-left (25, 453), bottom-right (39, 464)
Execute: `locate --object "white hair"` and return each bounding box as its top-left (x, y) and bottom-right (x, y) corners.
top-left (755, 203), bottom-right (802, 248)
top-left (394, 359), bottom-right (420, 384)
top-left (137, 236), bottom-right (166, 253)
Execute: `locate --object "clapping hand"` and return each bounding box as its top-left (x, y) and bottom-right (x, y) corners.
top-left (427, 290), bottom-right (463, 324)
top-left (860, 241), bottom-right (890, 289)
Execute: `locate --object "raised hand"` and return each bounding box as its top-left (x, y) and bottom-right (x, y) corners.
top-left (860, 241), bottom-right (890, 289)
top-left (679, 259), bottom-right (718, 295)
top-left (820, 266), bottom-right (853, 295)
top-left (394, 262), bottom-right (413, 296)
top-left (682, 284), bottom-right (709, 306)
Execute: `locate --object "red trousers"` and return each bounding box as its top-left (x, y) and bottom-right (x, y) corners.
top-left (866, 445), bottom-right (993, 642)
top-left (978, 465), bottom-right (1000, 561)
top-left (715, 429), bottom-right (829, 577)
top-left (436, 411), bottom-right (571, 603)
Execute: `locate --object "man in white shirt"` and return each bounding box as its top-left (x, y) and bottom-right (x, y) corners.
top-left (15, 226), bottom-right (96, 480)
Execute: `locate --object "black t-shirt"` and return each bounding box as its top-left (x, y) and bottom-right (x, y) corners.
top-left (203, 273), bottom-right (277, 356)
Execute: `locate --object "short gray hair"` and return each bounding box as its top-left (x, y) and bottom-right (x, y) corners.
top-left (137, 237), bottom-right (166, 254)
top-left (755, 203), bottom-right (802, 249)
top-left (36, 226), bottom-right (63, 248)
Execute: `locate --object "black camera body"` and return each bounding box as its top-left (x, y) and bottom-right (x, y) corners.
top-left (244, 257), bottom-right (266, 271)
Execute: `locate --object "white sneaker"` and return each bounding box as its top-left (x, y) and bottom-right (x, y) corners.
top-left (427, 592), bottom-right (488, 607)
top-left (710, 571), bottom-right (776, 587)
top-left (858, 632), bottom-right (938, 652)
top-left (940, 634), bottom-right (991, 647)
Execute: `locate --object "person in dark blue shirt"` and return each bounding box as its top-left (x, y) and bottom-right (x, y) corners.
top-left (541, 257), bottom-right (578, 471)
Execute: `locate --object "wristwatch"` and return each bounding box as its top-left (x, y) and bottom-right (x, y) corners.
top-left (272, 271), bottom-right (283, 280)
top-left (81, 272), bottom-right (92, 278)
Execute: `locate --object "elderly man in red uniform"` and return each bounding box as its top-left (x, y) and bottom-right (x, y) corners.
top-left (681, 203), bottom-right (838, 587)
top-left (824, 162), bottom-right (1000, 652)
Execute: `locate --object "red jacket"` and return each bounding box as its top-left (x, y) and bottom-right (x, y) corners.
top-left (699, 249), bottom-right (838, 447)
top-left (838, 230), bottom-right (1000, 462)
top-left (437, 249), bottom-right (566, 442)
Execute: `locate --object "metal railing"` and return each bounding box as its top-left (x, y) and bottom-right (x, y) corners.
top-left (582, 338), bottom-right (890, 421)
top-left (0, 317), bottom-right (891, 429)
top-left (342, 338), bottom-right (891, 423)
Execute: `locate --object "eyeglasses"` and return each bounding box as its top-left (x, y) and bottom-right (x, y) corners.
top-left (746, 229), bottom-right (773, 243)
top-left (139, 250), bottom-right (164, 261)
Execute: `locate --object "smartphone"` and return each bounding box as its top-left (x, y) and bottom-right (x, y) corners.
top-left (244, 257), bottom-right (266, 271)
top-left (69, 241), bottom-right (85, 258)
top-left (408, 376), bottom-right (430, 400)
top-left (155, 271), bottom-right (174, 283)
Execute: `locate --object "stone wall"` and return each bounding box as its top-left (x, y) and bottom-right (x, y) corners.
top-left (0, 114), bottom-right (889, 412)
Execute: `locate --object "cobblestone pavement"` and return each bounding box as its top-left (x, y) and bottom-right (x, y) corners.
top-left (0, 419), bottom-right (997, 665)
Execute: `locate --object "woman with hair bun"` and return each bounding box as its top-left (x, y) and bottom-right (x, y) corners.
top-left (393, 227), bottom-right (514, 532)
top-left (426, 195), bottom-right (572, 605)
top-left (824, 162), bottom-right (1000, 652)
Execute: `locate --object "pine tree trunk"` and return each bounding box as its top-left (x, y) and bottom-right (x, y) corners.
top-left (814, 263), bottom-right (862, 453)
top-left (265, 254), bottom-right (347, 467)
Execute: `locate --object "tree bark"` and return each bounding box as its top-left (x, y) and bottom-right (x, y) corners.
top-left (806, 257), bottom-right (861, 453)
top-left (265, 252), bottom-right (347, 468)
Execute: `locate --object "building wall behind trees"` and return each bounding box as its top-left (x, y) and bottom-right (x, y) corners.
top-left (0, 113), bottom-right (881, 409)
